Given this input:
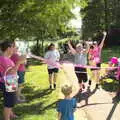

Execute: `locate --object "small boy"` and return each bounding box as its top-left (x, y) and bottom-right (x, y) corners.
top-left (57, 85), bottom-right (77, 120)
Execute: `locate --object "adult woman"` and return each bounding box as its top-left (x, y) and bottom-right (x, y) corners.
top-left (0, 41), bottom-right (26, 120)
top-left (44, 43), bottom-right (60, 89)
top-left (68, 41), bottom-right (89, 91)
top-left (88, 32), bottom-right (107, 88)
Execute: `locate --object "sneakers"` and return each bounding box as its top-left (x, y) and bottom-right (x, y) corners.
top-left (54, 84), bottom-right (56, 89)
top-left (49, 84), bottom-right (56, 89)
top-left (50, 85), bottom-right (52, 89)
top-left (88, 80), bottom-right (92, 86)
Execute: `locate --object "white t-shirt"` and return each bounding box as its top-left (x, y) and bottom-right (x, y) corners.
top-left (44, 50), bottom-right (60, 69)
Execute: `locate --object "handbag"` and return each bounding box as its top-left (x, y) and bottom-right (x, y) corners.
top-left (4, 67), bottom-right (18, 92)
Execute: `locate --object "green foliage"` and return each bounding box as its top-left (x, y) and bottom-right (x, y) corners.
top-left (31, 43), bottom-right (49, 56)
top-left (0, 0), bottom-right (77, 40)
top-left (80, 0), bottom-right (120, 43)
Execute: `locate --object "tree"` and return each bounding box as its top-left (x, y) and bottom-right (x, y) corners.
top-left (80, 0), bottom-right (120, 45)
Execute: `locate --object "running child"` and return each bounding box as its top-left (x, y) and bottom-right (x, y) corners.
top-left (44, 43), bottom-right (60, 89)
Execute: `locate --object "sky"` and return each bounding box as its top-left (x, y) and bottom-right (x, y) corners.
top-left (69, 7), bottom-right (82, 29)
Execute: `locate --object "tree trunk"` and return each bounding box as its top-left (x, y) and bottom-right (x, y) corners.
top-left (36, 38), bottom-right (39, 49)
top-left (104, 0), bottom-right (108, 31)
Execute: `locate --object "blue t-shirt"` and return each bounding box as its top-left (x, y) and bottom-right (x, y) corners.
top-left (57, 98), bottom-right (76, 120)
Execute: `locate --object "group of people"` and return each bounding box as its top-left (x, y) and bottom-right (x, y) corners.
top-left (56, 32), bottom-right (107, 120)
top-left (30, 32), bottom-right (110, 120)
top-left (0, 31), bottom-right (119, 120)
top-left (0, 41), bottom-right (26, 120)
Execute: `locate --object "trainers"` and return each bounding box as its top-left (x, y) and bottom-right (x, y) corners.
top-left (50, 85), bottom-right (52, 89)
top-left (54, 84), bottom-right (56, 89)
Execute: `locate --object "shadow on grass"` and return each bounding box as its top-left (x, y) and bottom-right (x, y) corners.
top-left (15, 100), bottom-right (57, 119)
top-left (14, 85), bottom-right (57, 119)
top-left (0, 85), bottom-right (55, 119)
top-left (23, 86), bottom-right (53, 102)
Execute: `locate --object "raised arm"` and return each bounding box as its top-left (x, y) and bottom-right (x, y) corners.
top-left (68, 41), bottom-right (76, 55)
top-left (99, 31), bottom-right (107, 49)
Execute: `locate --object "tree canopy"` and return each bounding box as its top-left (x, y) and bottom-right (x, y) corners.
top-left (0, 0), bottom-right (80, 41)
top-left (80, 0), bottom-right (120, 45)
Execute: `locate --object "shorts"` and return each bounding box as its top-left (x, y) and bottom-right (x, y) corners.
top-left (18, 71), bottom-right (25, 84)
top-left (0, 82), bottom-right (16, 108)
top-left (74, 67), bottom-right (88, 83)
top-left (48, 68), bottom-right (59, 74)
top-left (91, 63), bottom-right (101, 71)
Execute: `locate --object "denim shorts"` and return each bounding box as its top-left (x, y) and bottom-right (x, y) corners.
top-left (17, 71), bottom-right (25, 84)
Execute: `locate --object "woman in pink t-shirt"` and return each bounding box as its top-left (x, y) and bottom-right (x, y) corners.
top-left (0, 41), bottom-right (26, 120)
top-left (88, 32), bottom-right (107, 89)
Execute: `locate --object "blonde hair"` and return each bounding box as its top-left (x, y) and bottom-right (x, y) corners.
top-left (61, 85), bottom-right (72, 96)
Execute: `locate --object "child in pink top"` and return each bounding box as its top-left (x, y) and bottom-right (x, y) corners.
top-left (11, 49), bottom-right (26, 102)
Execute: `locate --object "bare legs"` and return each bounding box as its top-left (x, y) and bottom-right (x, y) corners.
top-left (48, 73), bottom-right (58, 89)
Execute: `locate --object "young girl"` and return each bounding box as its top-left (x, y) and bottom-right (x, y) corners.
top-left (88, 32), bottom-right (107, 88)
top-left (0, 41), bottom-right (26, 120)
top-left (57, 85), bottom-right (76, 120)
top-left (11, 47), bottom-right (26, 102)
top-left (44, 43), bottom-right (60, 89)
top-left (68, 41), bottom-right (89, 92)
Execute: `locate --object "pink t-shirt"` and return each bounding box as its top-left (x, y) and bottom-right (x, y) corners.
top-left (0, 56), bottom-right (15, 83)
top-left (93, 47), bottom-right (101, 63)
top-left (11, 53), bottom-right (25, 72)
top-left (89, 49), bottom-right (95, 60)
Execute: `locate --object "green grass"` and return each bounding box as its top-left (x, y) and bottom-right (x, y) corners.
top-left (0, 65), bottom-right (58, 120)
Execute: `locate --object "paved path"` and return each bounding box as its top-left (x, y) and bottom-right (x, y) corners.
top-left (58, 63), bottom-right (120, 120)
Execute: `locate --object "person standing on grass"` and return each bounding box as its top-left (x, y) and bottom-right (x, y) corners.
top-left (11, 47), bottom-right (26, 102)
top-left (88, 32), bottom-right (107, 89)
top-left (0, 41), bottom-right (26, 120)
top-left (57, 85), bottom-right (77, 120)
top-left (44, 43), bottom-right (60, 89)
top-left (68, 41), bottom-right (90, 92)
